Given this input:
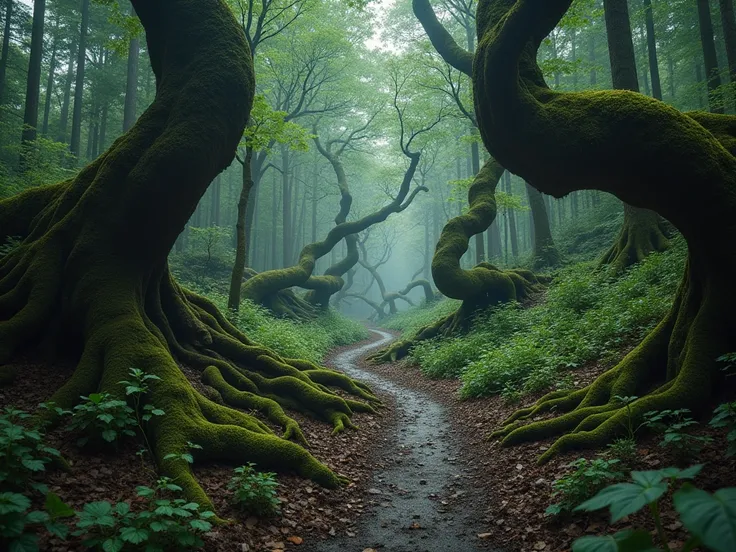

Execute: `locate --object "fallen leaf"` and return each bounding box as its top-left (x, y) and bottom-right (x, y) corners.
top-left (286, 536), bottom-right (303, 545)
top-left (478, 533), bottom-right (492, 539)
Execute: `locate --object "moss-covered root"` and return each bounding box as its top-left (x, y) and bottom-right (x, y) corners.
top-left (600, 205), bottom-right (669, 273)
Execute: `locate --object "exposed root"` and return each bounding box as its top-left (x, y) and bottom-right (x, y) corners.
top-left (368, 267), bottom-right (542, 364)
top-left (600, 205), bottom-right (669, 273)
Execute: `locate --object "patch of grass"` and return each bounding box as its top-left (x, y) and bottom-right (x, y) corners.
top-left (403, 237), bottom-right (686, 398)
top-left (380, 297), bottom-right (461, 335)
top-left (202, 292), bottom-right (369, 364)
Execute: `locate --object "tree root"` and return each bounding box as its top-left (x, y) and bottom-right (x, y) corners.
top-left (368, 266), bottom-right (542, 364)
top-left (600, 205), bottom-right (669, 273)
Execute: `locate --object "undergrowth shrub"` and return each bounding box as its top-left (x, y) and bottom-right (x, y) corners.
top-left (401, 237), bottom-right (685, 398)
top-left (227, 463), bottom-right (280, 516)
top-left (197, 293), bottom-right (368, 364)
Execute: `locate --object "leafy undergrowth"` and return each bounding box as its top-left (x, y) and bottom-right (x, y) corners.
top-left (366, 355), bottom-right (736, 552)
top-left (394, 237), bottom-right (686, 400)
top-left (198, 291), bottom-right (370, 364)
top-left (379, 296), bottom-right (461, 335)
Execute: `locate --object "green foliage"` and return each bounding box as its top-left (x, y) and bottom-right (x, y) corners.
top-left (401, 238), bottom-right (685, 398)
top-left (187, 226), bottom-right (232, 264)
top-left (69, 394), bottom-right (138, 448)
top-left (0, 492), bottom-right (74, 551)
top-left (163, 442), bottom-right (202, 467)
top-left (643, 410), bottom-right (712, 464)
top-left (0, 407), bottom-right (64, 493)
top-left (546, 458), bottom-right (624, 516)
top-left (0, 236), bottom-right (21, 259)
top-left (380, 298), bottom-right (461, 334)
top-left (243, 95), bottom-right (312, 153)
top-left (607, 439), bottom-right (638, 468)
top-left (227, 463), bottom-right (281, 516)
top-left (709, 402), bottom-right (736, 457)
top-left (572, 465), bottom-right (736, 552)
top-left (199, 294), bottom-right (369, 364)
top-left (74, 477), bottom-right (215, 552)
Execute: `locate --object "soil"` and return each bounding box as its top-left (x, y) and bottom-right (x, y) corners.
top-left (3, 330), bottom-right (734, 552)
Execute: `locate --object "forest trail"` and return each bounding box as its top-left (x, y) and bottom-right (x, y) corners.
top-left (305, 330), bottom-right (487, 552)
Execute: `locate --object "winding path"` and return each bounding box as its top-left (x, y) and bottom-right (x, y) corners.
top-left (308, 330), bottom-right (485, 552)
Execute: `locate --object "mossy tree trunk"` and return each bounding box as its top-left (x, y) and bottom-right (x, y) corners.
top-left (600, 0), bottom-right (669, 273)
top-left (0, 0), bottom-right (379, 508)
top-left (369, 0), bottom-right (544, 365)
top-left (242, 126), bottom-right (428, 318)
top-left (369, 160), bottom-right (542, 363)
top-left (475, 0), bottom-right (736, 462)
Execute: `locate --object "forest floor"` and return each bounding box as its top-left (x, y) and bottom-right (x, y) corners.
top-left (3, 329), bottom-right (734, 552)
top-left (360, 348), bottom-right (736, 552)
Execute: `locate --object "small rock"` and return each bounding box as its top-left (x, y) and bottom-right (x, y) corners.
top-left (477, 533), bottom-right (492, 539)
top-left (534, 541), bottom-right (547, 550)
top-left (367, 488), bottom-right (382, 495)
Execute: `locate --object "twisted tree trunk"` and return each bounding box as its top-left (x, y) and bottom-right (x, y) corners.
top-left (476, 0), bottom-right (736, 463)
top-left (0, 0), bottom-right (377, 509)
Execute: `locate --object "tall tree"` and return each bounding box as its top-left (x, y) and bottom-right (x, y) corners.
top-left (122, 8), bottom-right (139, 132)
top-left (697, 0), bottom-right (725, 113)
top-left (0, 0), bottom-right (13, 106)
top-left (600, 0), bottom-right (669, 272)
top-left (0, 0), bottom-right (375, 508)
top-left (642, 0), bottom-right (662, 100)
top-left (719, 0), bottom-right (736, 89)
top-left (69, 0), bottom-right (90, 160)
top-left (19, 0), bottom-right (46, 170)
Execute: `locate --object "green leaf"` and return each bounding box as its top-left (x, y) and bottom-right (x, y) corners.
top-left (102, 537), bottom-right (124, 552)
top-left (136, 486), bottom-right (155, 498)
top-left (21, 459), bottom-right (45, 472)
top-left (190, 519), bottom-right (212, 531)
top-left (88, 394), bottom-right (104, 404)
top-left (181, 453), bottom-right (194, 464)
top-left (674, 485), bottom-right (736, 552)
top-left (149, 521), bottom-right (167, 532)
top-left (25, 510), bottom-right (49, 524)
top-left (0, 492), bottom-right (31, 514)
top-left (120, 526), bottom-right (149, 544)
top-left (97, 414), bottom-right (114, 424)
top-left (43, 521), bottom-right (69, 539)
top-left (8, 533), bottom-right (40, 552)
top-left (572, 530), bottom-right (658, 552)
top-left (575, 480), bottom-right (668, 522)
top-left (101, 430), bottom-right (117, 442)
top-left (151, 409), bottom-right (165, 416)
top-left (45, 493), bottom-right (75, 519)
top-left (114, 502), bottom-right (130, 516)
top-left (82, 501), bottom-right (112, 517)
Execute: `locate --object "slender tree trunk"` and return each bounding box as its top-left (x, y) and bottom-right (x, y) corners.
top-left (57, 38), bottom-right (77, 143)
top-left (0, 0), bottom-right (12, 107)
top-left (70, 0), bottom-right (91, 161)
top-left (123, 7), bottom-right (140, 132)
top-left (603, 0), bottom-right (639, 91)
top-left (19, 0), bottom-right (46, 171)
top-left (642, 0), bottom-right (662, 100)
top-left (696, 62), bottom-right (706, 109)
top-left (41, 14), bottom-right (60, 136)
top-left (505, 172), bottom-right (519, 259)
top-left (526, 183), bottom-right (560, 269)
top-left (589, 26), bottom-right (597, 86)
top-left (271, 172), bottom-right (278, 270)
top-left (98, 103), bottom-right (108, 154)
top-left (229, 151), bottom-right (253, 310)
top-left (471, 141), bottom-right (485, 262)
top-left (719, 0), bottom-right (736, 88)
top-left (697, 0), bottom-right (725, 113)
top-left (281, 145), bottom-right (292, 268)
top-left (667, 54), bottom-right (676, 100)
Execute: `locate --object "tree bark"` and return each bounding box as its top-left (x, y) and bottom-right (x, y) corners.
top-left (123, 8), bottom-right (140, 132)
top-left (228, 150), bottom-right (254, 310)
top-left (41, 13), bottom-right (60, 136)
top-left (57, 38), bottom-right (76, 143)
top-left (0, 0), bottom-right (12, 107)
top-left (19, 0), bottom-right (46, 171)
top-left (69, 0), bottom-right (91, 161)
top-left (642, 0), bottom-right (662, 100)
top-left (719, 0), bottom-right (736, 87)
top-left (697, 0), bottom-right (725, 113)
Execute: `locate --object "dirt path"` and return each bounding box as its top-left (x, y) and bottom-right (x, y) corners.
top-left (305, 329), bottom-right (489, 552)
